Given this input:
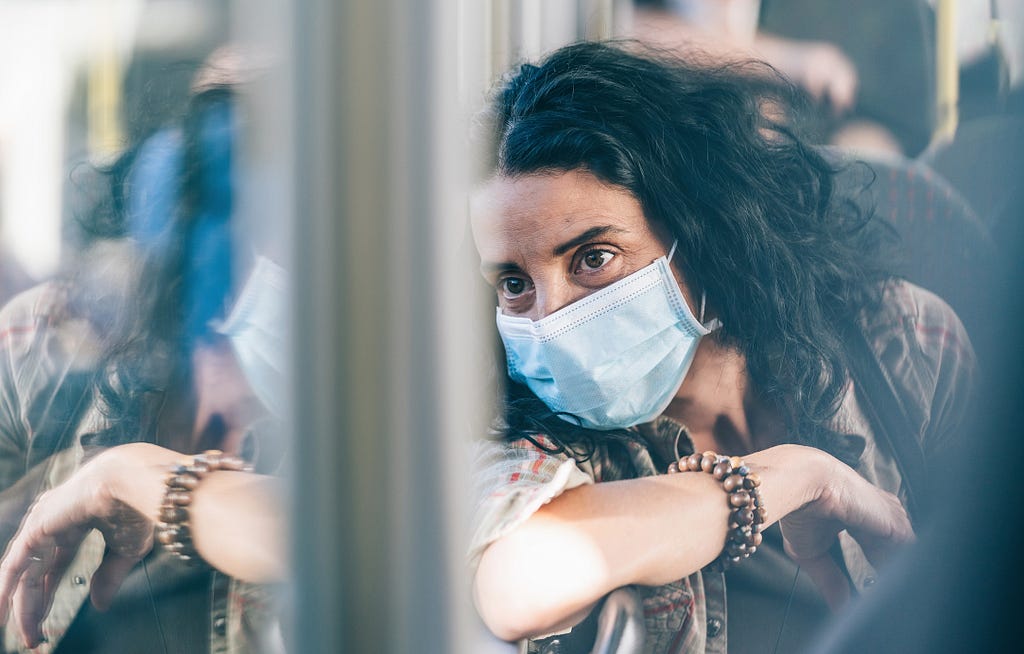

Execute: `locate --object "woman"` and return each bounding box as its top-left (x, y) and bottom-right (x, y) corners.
top-left (0, 257), bottom-right (288, 653)
top-left (0, 55), bottom-right (288, 653)
top-left (469, 42), bottom-right (975, 653)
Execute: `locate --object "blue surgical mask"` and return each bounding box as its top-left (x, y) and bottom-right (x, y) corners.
top-left (217, 256), bottom-right (289, 417)
top-left (496, 243), bottom-right (718, 430)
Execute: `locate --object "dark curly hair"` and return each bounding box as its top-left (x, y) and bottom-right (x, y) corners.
top-left (482, 41), bottom-right (896, 472)
top-left (64, 83), bottom-right (237, 448)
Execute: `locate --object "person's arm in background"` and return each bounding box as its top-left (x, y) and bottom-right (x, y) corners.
top-left (629, 4), bottom-right (858, 115)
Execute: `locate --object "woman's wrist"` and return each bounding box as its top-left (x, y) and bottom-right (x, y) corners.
top-left (668, 450), bottom-right (767, 570)
top-left (92, 443), bottom-right (189, 522)
top-left (156, 450), bottom-right (253, 564)
top-left (745, 444), bottom-right (838, 523)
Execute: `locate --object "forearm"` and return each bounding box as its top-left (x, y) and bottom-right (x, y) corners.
top-left (474, 444), bottom-right (830, 640)
top-left (189, 471), bottom-right (285, 582)
top-left (629, 9), bottom-right (757, 63)
top-left (748, 32), bottom-right (832, 79)
top-left (474, 470), bottom-right (726, 640)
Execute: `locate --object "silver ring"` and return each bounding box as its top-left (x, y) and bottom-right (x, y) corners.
top-left (28, 555), bottom-right (42, 562)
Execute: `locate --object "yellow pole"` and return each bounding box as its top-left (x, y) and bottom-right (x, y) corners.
top-left (934, 0), bottom-right (959, 143)
top-left (585, 0), bottom-right (615, 41)
top-left (87, 0), bottom-right (124, 160)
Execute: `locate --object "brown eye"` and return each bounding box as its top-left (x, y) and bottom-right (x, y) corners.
top-left (580, 249), bottom-right (614, 271)
top-left (501, 277), bottom-right (527, 296)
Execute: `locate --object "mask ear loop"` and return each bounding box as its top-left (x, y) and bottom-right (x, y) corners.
top-left (667, 240), bottom-right (715, 329)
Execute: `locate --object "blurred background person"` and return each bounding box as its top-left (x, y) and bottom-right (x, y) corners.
top-left (628, 0), bottom-right (1024, 158)
top-left (628, 0), bottom-right (904, 155)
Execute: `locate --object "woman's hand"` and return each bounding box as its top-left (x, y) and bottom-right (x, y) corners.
top-left (778, 454), bottom-right (914, 610)
top-left (0, 444), bottom-right (174, 648)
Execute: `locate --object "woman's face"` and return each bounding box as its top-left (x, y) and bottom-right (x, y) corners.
top-left (472, 168), bottom-right (697, 321)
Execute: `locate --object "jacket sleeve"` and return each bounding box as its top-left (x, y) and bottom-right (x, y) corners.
top-left (870, 280), bottom-right (978, 460)
top-left (0, 284), bottom-right (99, 540)
top-left (468, 434), bottom-right (594, 574)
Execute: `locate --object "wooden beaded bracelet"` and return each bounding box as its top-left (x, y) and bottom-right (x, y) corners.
top-left (156, 449), bottom-right (253, 564)
top-left (667, 450), bottom-right (766, 571)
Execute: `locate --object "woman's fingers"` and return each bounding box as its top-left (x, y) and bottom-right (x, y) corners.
top-left (0, 484), bottom-right (97, 631)
top-left (11, 546), bottom-right (53, 648)
top-left (847, 489), bottom-right (915, 568)
top-left (38, 543), bottom-right (80, 627)
top-left (0, 536), bottom-right (140, 648)
top-left (0, 528), bottom-right (86, 647)
top-left (0, 558), bottom-right (21, 625)
top-left (779, 457), bottom-right (916, 607)
top-left (0, 526), bottom-right (45, 625)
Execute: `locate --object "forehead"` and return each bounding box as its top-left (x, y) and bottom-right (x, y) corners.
top-left (471, 169), bottom-right (652, 257)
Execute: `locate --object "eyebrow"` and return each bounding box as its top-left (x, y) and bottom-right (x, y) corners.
top-left (479, 224), bottom-right (627, 277)
top-left (479, 261), bottom-right (520, 277)
top-left (552, 225), bottom-right (626, 256)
